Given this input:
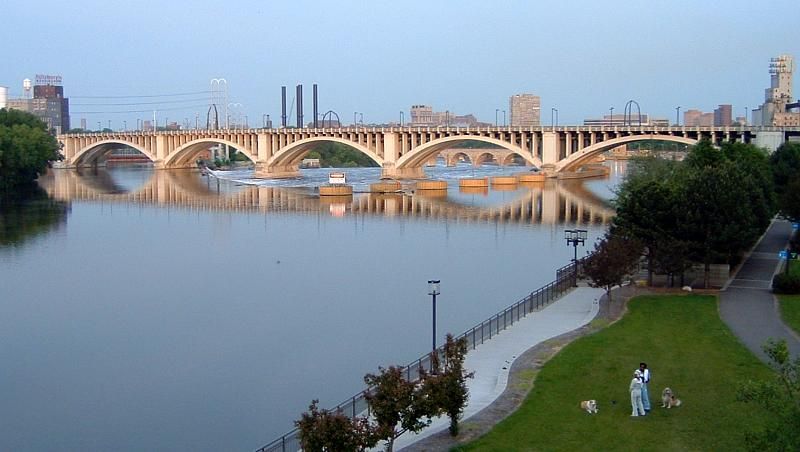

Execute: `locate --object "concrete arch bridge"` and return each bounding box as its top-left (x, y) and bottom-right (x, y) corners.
top-left (57, 125), bottom-right (798, 179)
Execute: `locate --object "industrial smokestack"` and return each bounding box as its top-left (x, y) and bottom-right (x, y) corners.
top-left (313, 84), bottom-right (318, 128)
top-left (281, 86), bottom-right (287, 127)
top-left (296, 84), bottom-right (303, 128)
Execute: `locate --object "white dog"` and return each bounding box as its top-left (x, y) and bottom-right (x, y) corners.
top-left (580, 399), bottom-right (598, 414)
top-left (661, 388), bottom-right (682, 408)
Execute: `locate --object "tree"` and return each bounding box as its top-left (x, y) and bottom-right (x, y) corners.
top-left (364, 366), bottom-right (431, 451)
top-left (771, 142), bottom-right (800, 222)
top-left (0, 108), bottom-right (62, 192)
top-left (424, 334), bottom-right (473, 436)
top-left (737, 339), bottom-right (800, 451)
top-left (613, 157), bottom-right (682, 285)
top-left (583, 231), bottom-right (643, 302)
top-left (295, 400), bottom-right (377, 452)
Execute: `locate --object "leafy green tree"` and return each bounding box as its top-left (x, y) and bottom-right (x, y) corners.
top-left (364, 366), bottom-right (431, 451)
top-left (613, 157), bottom-right (682, 285)
top-left (295, 400), bottom-right (377, 452)
top-left (583, 231), bottom-right (643, 302)
top-left (770, 142), bottom-right (800, 222)
top-left (424, 334), bottom-right (473, 436)
top-left (737, 339), bottom-right (800, 451)
top-left (0, 108), bottom-right (62, 192)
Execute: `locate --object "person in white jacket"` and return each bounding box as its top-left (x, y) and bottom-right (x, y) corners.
top-left (630, 370), bottom-right (645, 416)
top-left (638, 362), bottom-right (651, 411)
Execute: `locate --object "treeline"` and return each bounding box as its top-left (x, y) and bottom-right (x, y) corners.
top-left (306, 142), bottom-right (379, 168)
top-left (0, 109), bottom-right (62, 193)
top-left (583, 140), bottom-right (800, 291)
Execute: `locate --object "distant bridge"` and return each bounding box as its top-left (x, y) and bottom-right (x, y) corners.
top-left (56, 125), bottom-right (799, 179)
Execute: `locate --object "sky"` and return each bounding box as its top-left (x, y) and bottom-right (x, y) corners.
top-left (2, 0), bottom-right (799, 128)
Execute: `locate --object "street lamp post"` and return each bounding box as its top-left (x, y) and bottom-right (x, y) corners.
top-left (502, 110), bottom-right (506, 127)
top-left (609, 107), bottom-right (614, 125)
top-left (123, 120), bottom-right (127, 131)
top-left (495, 109), bottom-right (499, 127)
top-left (564, 229), bottom-right (587, 286)
top-left (551, 108), bottom-right (559, 129)
top-left (428, 280), bottom-right (440, 351)
top-left (676, 106), bottom-right (681, 126)
top-left (353, 112), bottom-right (358, 127)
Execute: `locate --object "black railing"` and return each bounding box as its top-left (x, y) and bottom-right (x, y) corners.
top-left (256, 261), bottom-right (579, 452)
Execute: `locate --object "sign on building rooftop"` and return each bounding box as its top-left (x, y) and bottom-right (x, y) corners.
top-left (35, 74), bottom-right (62, 86)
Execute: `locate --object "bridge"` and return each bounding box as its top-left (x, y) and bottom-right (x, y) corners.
top-left (38, 170), bottom-right (614, 225)
top-left (56, 125), bottom-right (799, 179)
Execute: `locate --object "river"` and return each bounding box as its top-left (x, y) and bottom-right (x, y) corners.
top-left (0, 161), bottom-right (624, 451)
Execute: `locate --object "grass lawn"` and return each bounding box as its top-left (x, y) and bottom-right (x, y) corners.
top-left (778, 294), bottom-right (800, 335)
top-left (456, 295), bottom-right (775, 452)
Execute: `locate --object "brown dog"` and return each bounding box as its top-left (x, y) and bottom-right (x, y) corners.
top-left (661, 387), bottom-right (682, 408)
top-left (580, 399), bottom-right (598, 414)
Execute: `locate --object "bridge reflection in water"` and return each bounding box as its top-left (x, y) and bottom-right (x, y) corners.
top-left (39, 169), bottom-right (615, 226)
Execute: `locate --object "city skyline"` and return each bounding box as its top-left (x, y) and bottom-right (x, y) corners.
top-left (2, 0), bottom-right (799, 128)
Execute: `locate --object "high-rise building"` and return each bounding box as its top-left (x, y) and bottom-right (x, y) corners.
top-left (752, 55), bottom-right (799, 126)
top-left (714, 104), bottom-right (732, 126)
top-left (684, 109), bottom-right (715, 126)
top-left (7, 75), bottom-right (70, 133)
top-left (509, 94), bottom-right (541, 126)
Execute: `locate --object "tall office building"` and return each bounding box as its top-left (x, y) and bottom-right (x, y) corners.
top-left (752, 55), bottom-right (800, 126)
top-left (7, 75), bottom-right (70, 133)
top-left (713, 104), bottom-right (732, 126)
top-left (509, 94), bottom-right (541, 126)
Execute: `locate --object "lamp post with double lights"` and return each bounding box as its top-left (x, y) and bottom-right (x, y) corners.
top-left (428, 280), bottom-right (440, 351)
top-left (564, 229), bottom-right (587, 286)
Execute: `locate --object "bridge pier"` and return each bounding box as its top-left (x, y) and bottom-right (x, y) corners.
top-left (254, 163), bottom-right (300, 179)
top-left (380, 165), bottom-right (426, 180)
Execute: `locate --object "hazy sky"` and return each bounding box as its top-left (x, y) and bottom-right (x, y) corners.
top-left (3, 0), bottom-right (798, 128)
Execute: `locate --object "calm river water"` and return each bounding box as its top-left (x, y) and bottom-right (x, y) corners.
top-left (0, 162), bottom-right (624, 451)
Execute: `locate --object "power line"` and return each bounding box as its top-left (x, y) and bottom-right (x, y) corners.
top-left (72, 97), bottom-right (210, 106)
top-left (72, 103), bottom-right (210, 114)
top-left (71, 90), bottom-right (212, 99)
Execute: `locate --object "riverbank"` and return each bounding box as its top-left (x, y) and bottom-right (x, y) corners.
top-left (450, 293), bottom-right (774, 451)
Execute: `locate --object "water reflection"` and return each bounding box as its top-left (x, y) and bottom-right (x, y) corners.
top-left (0, 187), bottom-right (69, 248)
top-left (40, 168), bottom-right (615, 226)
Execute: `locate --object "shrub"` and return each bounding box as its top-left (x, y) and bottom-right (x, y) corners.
top-left (772, 273), bottom-right (800, 294)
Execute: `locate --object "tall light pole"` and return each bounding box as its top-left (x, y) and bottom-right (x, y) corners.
top-left (564, 229), bottom-right (587, 286)
top-left (353, 111), bottom-right (358, 127)
top-left (495, 109), bottom-right (499, 127)
top-left (123, 120), bottom-right (127, 131)
top-left (502, 110), bottom-right (506, 127)
top-left (359, 113), bottom-right (363, 125)
top-left (745, 107), bottom-right (749, 125)
top-left (400, 110), bottom-right (404, 126)
top-left (675, 106), bottom-right (681, 126)
top-left (609, 106), bottom-right (614, 124)
top-left (551, 108), bottom-right (558, 129)
top-left (428, 280), bottom-right (440, 351)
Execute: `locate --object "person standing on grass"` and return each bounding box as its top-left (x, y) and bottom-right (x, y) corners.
top-left (638, 362), bottom-right (651, 412)
top-left (630, 370), bottom-right (645, 417)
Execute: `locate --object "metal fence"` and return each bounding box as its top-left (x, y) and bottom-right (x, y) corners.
top-left (256, 261), bottom-right (579, 452)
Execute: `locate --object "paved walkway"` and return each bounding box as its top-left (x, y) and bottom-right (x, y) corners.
top-left (393, 287), bottom-right (603, 451)
top-left (719, 219), bottom-right (800, 362)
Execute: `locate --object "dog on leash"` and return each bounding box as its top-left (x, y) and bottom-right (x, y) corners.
top-left (580, 399), bottom-right (598, 414)
top-left (661, 388), bottom-right (682, 408)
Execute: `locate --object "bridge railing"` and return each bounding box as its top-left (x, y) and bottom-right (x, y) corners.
top-left (255, 261), bottom-right (580, 452)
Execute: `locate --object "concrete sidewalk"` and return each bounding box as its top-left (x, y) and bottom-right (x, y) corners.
top-left (719, 219), bottom-right (800, 362)
top-left (394, 286), bottom-right (603, 451)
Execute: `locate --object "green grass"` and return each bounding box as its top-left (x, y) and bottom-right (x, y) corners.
top-left (778, 295), bottom-right (800, 335)
top-left (456, 295), bottom-right (774, 452)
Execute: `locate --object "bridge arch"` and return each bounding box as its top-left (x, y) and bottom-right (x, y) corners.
top-left (474, 152), bottom-right (499, 166)
top-left (72, 140), bottom-right (156, 166)
top-left (395, 135), bottom-right (542, 171)
top-left (267, 136), bottom-right (383, 168)
top-left (555, 134), bottom-right (697, 173)
top-left (163, 138), bottom-right (256, 168)
top-left (448, 152), bottom-right (472, 166)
